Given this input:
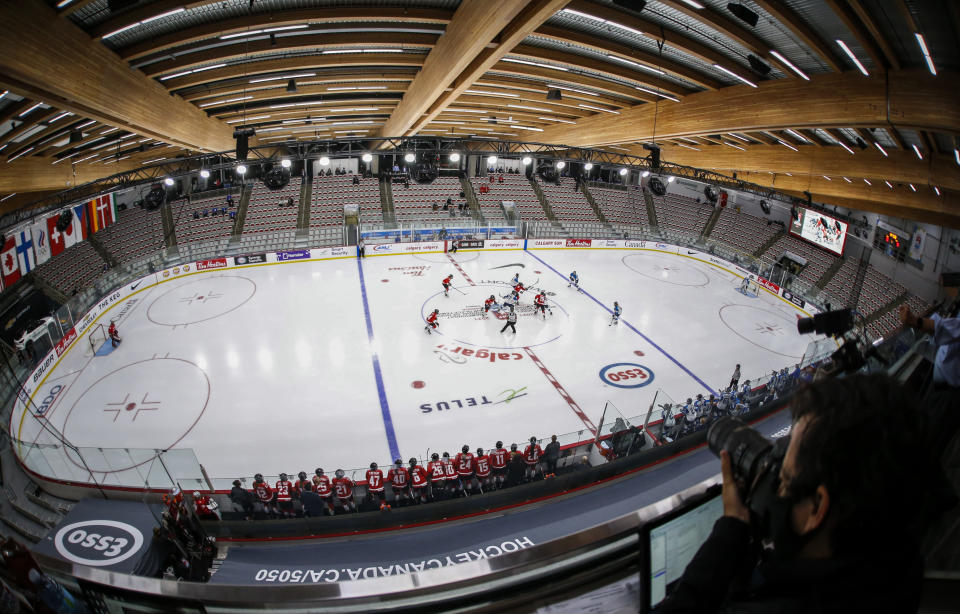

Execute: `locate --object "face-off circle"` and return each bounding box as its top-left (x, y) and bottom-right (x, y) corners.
top-left (61, 357), bottom-right (210, 472)
top-left (719, 304), bottom-right (805, 358)
top-left (147, 275), bottom-right (256, 326)
top-left (621, 253), bottom-right (709, 287)
top-left (420, 283), bottom-right (569, 350)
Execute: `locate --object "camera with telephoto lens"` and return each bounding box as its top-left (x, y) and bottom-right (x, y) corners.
top-left (707, 416), bottom-right (790, 542)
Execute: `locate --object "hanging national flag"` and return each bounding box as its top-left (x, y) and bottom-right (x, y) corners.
top-left (1, 235), bottom-right (20, 288)
top-left (63, 203), bottom-right (88, 249)
top-left (47, 213), bottom-right (65, 258)
top-left (88, 193), bottom-right (117, 233)
top-left (15, 228), bottom-right (36, 275)
top-left (31, 221), bottom-right (50, 265)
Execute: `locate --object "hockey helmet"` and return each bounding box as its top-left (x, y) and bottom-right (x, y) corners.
top-left (529, 436), bottom-right (537, 444)
top-left (370, 462), bottom-right (378, 470)
top-left (335, 469), bottom-right (345, 478)
top-left (431, 452), bottom-right (440, 461)
top-left (490, 295), bottom-right (495, 300)
top-left (687, 398), bottom-right (693, 404)
top-left (298, 471), bottom-right (307, 480)
top-left (394, 458), bottom-right (402, 466)
top-left (510, 443), bottom-right (518, 451)
top-left (496, 440), bottom-right (503, 449)
top-left (193, 491), bottom-right (201, 497)
top-left (315, 468), bottom-right (324, 476)
top-left (442, 451), bottom-right (450, 459)
top-left (254, 473), bottom-right (264, 483)
top-left (476, 447), bottom-right (484, 456)
top-left (462, 444), bottom-right (470, 454)
top-left (409, 457), bottom-right (418, 465)
top-left (279, 472), bottom-right (288, 481)
top-left (433, 308), bottom-right (439, 314)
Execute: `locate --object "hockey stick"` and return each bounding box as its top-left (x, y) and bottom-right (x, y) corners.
top-left (451, 285), bottom-right (467, 295)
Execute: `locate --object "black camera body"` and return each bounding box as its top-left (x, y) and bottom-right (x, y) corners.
top-left (707, 417), bottom-right (790, 543)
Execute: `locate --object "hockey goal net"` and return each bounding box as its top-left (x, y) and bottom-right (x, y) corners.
top-left (87, 323), bottom-right (107, 355)
top-left (739, 277), bottom-right (760, 297)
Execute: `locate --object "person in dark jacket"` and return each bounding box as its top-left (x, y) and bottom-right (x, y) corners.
top-left (660, 375), bottom-right (943, 614)
top-left (228, 480), bottom-right (255, 519)
top-left (543, 435), bottom-right (560, 477)
top-left (505, 450), bottom-right (526, 487)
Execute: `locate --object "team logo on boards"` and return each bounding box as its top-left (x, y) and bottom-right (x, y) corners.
top-left (235, 253), bottom-right (266, 265)
top-left (757, 276), bottom-right (780, 293)
top-left (598, 363), bottom-right (654, 389)
top-left (655, 243), bottom-right (669, 249)
top-left (434, 344), bottom-right (524, 364)
top-left (277, 249), bottom-right (311, 261)
top-left (373, 244), bottom-right (392, 253)
top-left (54, 520), bottom-right (145, 567)
top-left (35, 384), bottom-right (64, 416)
top-left (195, 258), bottom-right (227, 271)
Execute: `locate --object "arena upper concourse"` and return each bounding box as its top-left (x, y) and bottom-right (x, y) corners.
top-left (0, 1), bottom-right (958, 612)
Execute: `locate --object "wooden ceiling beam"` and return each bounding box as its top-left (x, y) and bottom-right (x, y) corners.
top-left (482, 67), bottom-right (651, 104)
top-left (0, 108), bottom-right (58, 149)
top-left (887, 127), bottom-right (908, 150)
top-left (532, 70), bottom-right (958, 147)
top-left (823, 0), bottom-right (888, 71)
top-left (751, 0), bottom-right (844, 72)
top-left (0, 2), bottom-right (235, 154)
top-left (847, 0), bottom-right (901, 70)
top-left (800, 129), bottom-right (827, 146)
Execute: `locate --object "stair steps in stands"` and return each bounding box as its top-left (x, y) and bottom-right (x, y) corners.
top-left (379, 177), bottom-right (396, 226)
top-left (848, 255), bottom-right (870, 311)
top-left (863, 291), bottom-right (910, 327)
top-left (0, 505), bottom-right (47, 542)
top-left (701, 206), bottom-right (723, 238)
top-left (529, 177), bottom-right (557, 221)
top-left (580, 183), bottom-right (610, 226)
top-left (460, 176), bottom-right (485, 223)
top-left (29, 273), bottom-right (69, 304)
top-left (87, 233), bottom-right (118, 268)
top-left (25, 485), bottom-right (75, 516)
top-left (160, 200), bottom-right (176, 247)
top-left (231, 184), bottom-right (253, 236)
top-left (643, 190), bottom-right (658, 228)
top-left (10, 496), bottom-right (58, 528)
top-left (815, 255), bottom-right (846, 290)
top-left (753, 228), bottom-right (786, 258)
top-left (298, 179), bottom-right (312, 229)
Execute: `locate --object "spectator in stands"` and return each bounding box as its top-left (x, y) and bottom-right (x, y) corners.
top-left (659, 375), bottom-right (941, 614)
top-left (498, 174), bottom-right (504, 183)
top-left (226, 194), bottom-right (233, 206)
top-left (403, 177), bottom-right (409, 189)
top-left (543, 435), bottom-right (560, 477)
top-left (352, 174), bottom-right (360, 185)
top-left (900, 304), bottom-right (959, 388)
top-left (228, 480), bottom-right (255, 519)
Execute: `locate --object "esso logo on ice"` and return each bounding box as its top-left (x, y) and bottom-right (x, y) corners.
top-left (54, 520), bottom-right (144, 566)
top-left (598, 363), bottom-right (654, 388)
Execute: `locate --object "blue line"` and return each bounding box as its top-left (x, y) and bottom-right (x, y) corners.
top-left (356, 259), bottom-right (402, 461)
top-left (525, 250), bottom-right (717, 395)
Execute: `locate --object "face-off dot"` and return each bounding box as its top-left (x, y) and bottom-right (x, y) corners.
top-left (411, 380), bottom-right (425, 389)
top-left (125, 402), bottom-right (137, 411)
top-left (634, 350), bottom-right (645, 356)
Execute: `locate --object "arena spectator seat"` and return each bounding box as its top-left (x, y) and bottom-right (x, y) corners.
top-left (709, 207), bottom-right (780, 255)
top-left (390, 177), bottom-right (465, 221)
top-left (650, 193), bottom-right (713, 239)
top-left (469, 174), bottom-right (541, 221)
top-left (310, 175), bottom-right (382, 227)
top-left (34, 241), bottom-right (106, 296)
top-left (759, 234), bottom-right (836, 286)
top-left (172, 192), bottom-right (239, 247)
top-left (589, 185), bottom-right (649, 228)
top-left (242, 176), bottom-right (302, 234)
top-left (93, 206), bottom-right (165, 265)
top-left (534, 177), bottom-right (598, 222)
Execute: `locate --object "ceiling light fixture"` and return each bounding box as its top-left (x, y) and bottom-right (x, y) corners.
top-left (264, 25), bottom-right (307, 33)
top-left (836, 40), bottom-right (869, 76)
top-left (909, 183), bottom-right (916, 191)
top-left (885, 180), bottom-right (893, 188)
top-left (404, 153), bottom-right (415, 163)
top-left (579, 103), bottom-right (620, 114)
top-left (607, 55), bottom-right (665, 75)
top-left (164, 177), bottom-right (174, 186)
top-left (487, 155), bottom-right (498, 165)
top-left (281, 159), bottom-right (292, 168)
top-left (635, 85), bottom-right (681, 102)
top-left (912, 144), bottom-right (923, 160)
top-left (362, 153), bottom-right (373, 162)
top-left (785, 129), bottom-right (809, 143)
top-left (863, 178), bottom-right (871, 185)
top-left (769, 50), bottom-right (809, 80)
top-left (18, 102), bottom-right (44, 117)
top-left (522, 156), bottom-right (532, 165)
top-left (777, 139), bottom-right (798, 151)
top-left (249, 72), bottom-right (315, 84)
top-left (674, 142), bottom-right (701, 151)
top-left (822, 175), bottom-right (831, 181)
top-left (538, 116), bottom-right (577, 124)
top-left (914, 33), bottom-right (937, 76)
top-left (236, 164), bottom-right (247, 175)
top-left (555, 161), bottom-right (565, 170)
top-left (584, 162), bottom-right (593, 170)
top-left (874, 142), bottom-right (888, 157)
top-left (7, 147), bottom-right (34, 162)
top-left (449, 153), bottom-right (461, 162)
top-left (0, 90), bottom-right (7, 101)
top-left (221, 30), bottom-right (263, 40)
top-left (677, 0), bottom-right (705, 8)
top-left (465, 89), bottom-right (519, 98)
top-left (319, 156), bottom-right (330, 166)
top-left (838, 141), bottom-right (855, 155)
top-left (723, 141), bottom-right (746, 151)
top-left (713, 64), bottom-right (758, 88)
top-left (200, 169), bottom-right (210, 178)
top-left (842, 176), bottom-right (852, 183)
top-left (508, 104), bottom-right (551, 112)
top-left (642, 170), bottom-right (650, 178)
top-left (226, 115), bottom-right (270, 124)
top-left (934, 186), bottom-right (940, 196)
top-left (667, 175), bottom-right (676, 183)
top-left (502, 58), bottom-right (569, 72)
top-left (727, 133), bottom-right (750, 143)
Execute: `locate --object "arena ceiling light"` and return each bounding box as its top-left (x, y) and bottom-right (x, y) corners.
top-left (955, 148), bottom-right (959, 166)
top-left (236, 164), bottom-right (247, 175)
top-left (319, 156), bottom-right (330, 166)
top-left (102, 7), bottom-right (184, 39)
top-left (909, 183), bottom-right (917, 192)
top-left (777, 139), bottom-right (798, 152)
top-left (677, 0), bottom-right (705, 8)
top-left (521, 156), bottom-right (532, 165)
top-left (912, 144), bottom-right (923, 160)
top-left (619, 168), bottom-right (629, 176)
top-left (163, 177), bottom-right (174, 186)
top-left (362, 153), bottom-right (373, 162)
top-left (200, 169), bottom-right (210, 178)
top-left (667, 175), bottom-right (676, 183)
top-left (885, 180), bottom-right (893, 188)
top-left (404, 153), bottom-right (416, 163)
top-left (606, 55), bottom-right (665, 75)
top-left (502, 58), bottom-right (569, 72)
top-left (838, 141), bottom-right (855, 155)
top-left (934, 186), bottom-right (941, 196)
top-left (488, 155), bottom-right (498, 165)
top-left (914, 33), bottom-right (937, 76)
top-left (769, 50), bottom-right (809, 80)
top-left (713, 64), bottom-right (757, 88)
top-left (584, 162), bottom-right (593, 170)
top-left (250, 72), bottom-right (316, 84)
top-left (642, 170), bottom-right (651, 177)
top-left (836, 40), bottom-right (869, 76)
top-left (449, 153), bottom-right (461, 162)
top-left (159, 63), bottom-right (226, 81)
top-left (555, 161), bottom-right (565, 169)
top-left (579, 103), bottom-right (620, 114)
top-left (874, 142), bottom-right (888, 157)
top-left (464, 89), bottom-right (519, 98)
top-left (281, 159), bottom-right (292, 168)
top-left (560, 9), bottom-right (645, 37)
top-left (863, 178), bottom-right (871, 186)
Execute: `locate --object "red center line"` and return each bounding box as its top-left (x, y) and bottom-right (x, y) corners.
top-left (446, 253), bottom-right (475, 286)
top-left (523, 346), bottom-right (597, 437)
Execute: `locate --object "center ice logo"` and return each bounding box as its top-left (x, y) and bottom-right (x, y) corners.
top-left (54, 520), bottom-right (145, 567)
top-left (598, 363), bottom-right (654, 388)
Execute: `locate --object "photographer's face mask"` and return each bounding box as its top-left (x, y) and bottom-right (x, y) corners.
top-left (767, 490), bottom-right (817, 560)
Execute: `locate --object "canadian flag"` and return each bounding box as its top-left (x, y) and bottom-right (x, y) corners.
top-left (1, 235), bottom-right (20, 288)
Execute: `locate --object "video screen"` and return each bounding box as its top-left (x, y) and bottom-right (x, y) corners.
top-left (647, 493), bottom-right (722, 609)
top-left (789, 206), bottom-right (848, 256)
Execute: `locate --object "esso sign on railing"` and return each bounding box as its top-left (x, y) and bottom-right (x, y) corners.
top-left (54, 520), bottom-right (145, 567)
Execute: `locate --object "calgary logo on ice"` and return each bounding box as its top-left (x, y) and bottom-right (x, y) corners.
top-left (54, 520), bottom-right (145, 567)
top-left (598, 362), bottom-right (655, 389)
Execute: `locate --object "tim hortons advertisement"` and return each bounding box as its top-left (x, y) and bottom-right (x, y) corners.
top-left (565, 239), bottom-right (592, 247)
top-left (195, 257), bottom-right (228, 271)
top-left (757, 276), bottom-right (781, 294)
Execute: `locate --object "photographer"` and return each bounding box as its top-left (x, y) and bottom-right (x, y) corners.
top-left (660, 375), bottom-right (939, 613)
top-left (899, 304), bottom-right (959, 389)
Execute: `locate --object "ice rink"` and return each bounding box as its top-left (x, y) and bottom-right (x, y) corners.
top-left (10, 245), bottom-right (823, 490)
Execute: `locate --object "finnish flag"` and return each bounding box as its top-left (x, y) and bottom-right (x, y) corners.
top-left (15, 229), bottom-right (36, 275)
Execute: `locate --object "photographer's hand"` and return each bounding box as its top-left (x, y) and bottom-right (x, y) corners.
top-left (721, 450), bottom-right (750, 524)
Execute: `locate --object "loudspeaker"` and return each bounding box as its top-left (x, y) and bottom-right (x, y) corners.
top-left (144, 184), bottom-right (166, 210)
top-left (760, 199), bottom-right (771, 215)
top-left (703, 185), bottom-right (719, 203)
top-left (727, 3), bottom-right (759, 27)
top-left (748, 54), bottom-right (771, 75)
top-left (263, 168), bottom-right (290, 190)
top-left (648, 177), bottom-right (667, 196)
top-left (546, 89), bottom-right (562, 101)
top-left (69, 130), bottom-right (82, 143)
top-left (235, 134), bottom-right (249, 161)
top-left (286, 79), bottom-right (297, 93)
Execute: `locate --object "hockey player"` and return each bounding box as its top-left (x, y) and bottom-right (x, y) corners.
top-left (294, 471), bottom-right (312, 497)
top-left (275, 473), bottom-right (294, 518)
top-left (441, 452), bottom-right (460, 497)
top-left (510, 273), bottom-right (520, 286)
top-left (424, 309), bottom-right (440, 334)
top-left (449, 240), bottom-right (459, 254)
top-left (523, 436), bottom-right (544, 482)
top-left (455, 445), bottom-right (476, 495)
top-left (609, 301), bottom-right (622, 326)
top-left (474, 447), bottom-right (492, 493)
top-left (365, 462), bottom-right (389, 511)
top-left (513, 281), bottom-right (526, 296)
top-left (332, 469), bottom-right (356, 513)
top-left (427, 452), bottom-right (446, 500)
top-left (568, 270), bottom-right (580, 291)
top-left (490, 442), bottom-right (509, 489)
top-left (483, 295), bottom-right (498, 319)
top-left (108, 320), bottom-right (122, 347)
top-left (193, 491), bottom-right (219, 520)
top-left (660, 403), bottom-right (679, 442)
top-left (408, 458), bottom-right (429, 504)
top-left (251, 473), bottom-right (274, 517)
top-left (312, 468), bottom-right (334, 516)
top-left (442, 274), bottom-right (454, 297)
top-left (387, 459), bottom-right (410, 507)
top-left (740, 275), bottom-right (753, 294)
top-left (534, 292), bottom-right (549, 318)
